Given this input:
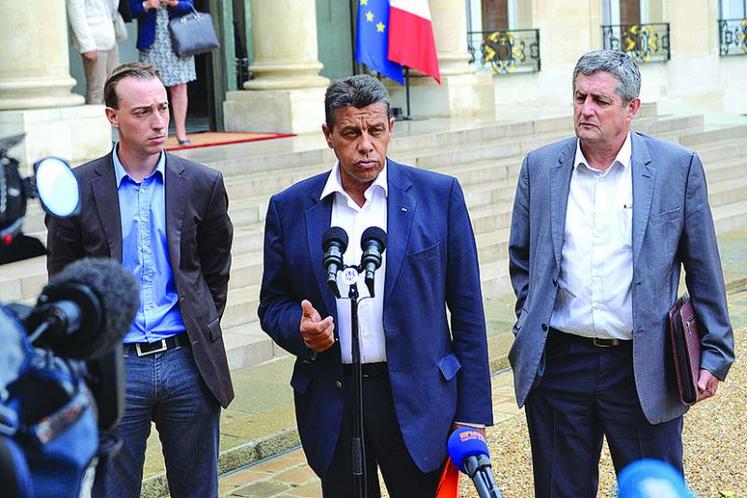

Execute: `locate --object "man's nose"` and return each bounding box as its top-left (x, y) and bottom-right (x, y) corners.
top-left (151, 110), bottom-right (166, 130)
top-left (580, 98), bottom-right (595, 116)
top-left (358, 133), bottom-right (374, 152)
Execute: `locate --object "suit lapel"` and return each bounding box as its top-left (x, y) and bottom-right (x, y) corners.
top-left (630, 133), bottom-right (655, 266)
top-left (384, 161), bottom-right (415, 305)
top-left (91, 154), bottom-right (122, 261)
top-left (164, 153), bottom-right (188, 272)
top-left (550, 140), bottom-right (575, 268)
top-left (305, 182), bottom-right (336, 320)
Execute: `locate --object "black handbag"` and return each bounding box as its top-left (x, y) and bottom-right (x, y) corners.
top-left (168, 6), bottom-right (220, 57)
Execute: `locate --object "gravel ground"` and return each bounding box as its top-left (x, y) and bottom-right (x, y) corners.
top-left (461, 327), bottom-right (747, 498)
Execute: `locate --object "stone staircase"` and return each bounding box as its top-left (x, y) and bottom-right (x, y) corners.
top-left (3, 104), bottom-right (747, 372)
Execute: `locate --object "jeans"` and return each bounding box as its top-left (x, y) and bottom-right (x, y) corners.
top-left (93, 344), bottom-right (220, 498)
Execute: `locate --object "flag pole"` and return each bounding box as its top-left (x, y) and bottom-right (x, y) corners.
top-left (404, 67), bottom-right (412, 120)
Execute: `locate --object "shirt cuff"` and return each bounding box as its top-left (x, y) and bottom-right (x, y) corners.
top-left (453, 421), bottom-right (486, 429)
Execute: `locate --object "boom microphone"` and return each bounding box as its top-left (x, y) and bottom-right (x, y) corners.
top-left (360, 226), bottom-right (386, 297)
top-left (25, 258), bottom-right (138, 360)
top-left (322, 226), bottom-right (348, 298)
top-left (447, 427), bottom-right (503, 498)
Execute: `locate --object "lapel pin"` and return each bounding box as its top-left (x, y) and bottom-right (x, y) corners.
top-left (401, 207), bottom-right (408, 213)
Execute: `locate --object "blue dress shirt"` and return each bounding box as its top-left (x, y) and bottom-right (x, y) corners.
top-left (113, 147), bottom-right (185, 343)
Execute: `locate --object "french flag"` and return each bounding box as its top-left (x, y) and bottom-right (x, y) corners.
top-left (388, 0), bottom-right (441, 84)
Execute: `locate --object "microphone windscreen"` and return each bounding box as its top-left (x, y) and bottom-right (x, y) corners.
top-left (322, 226), bottom-right (349, 251)
top-left (447, 427), bottom-right (490, 474)
top-left (361, 226), bottom-right (386, 251)
top-left (617, 459), bottom-right (690, 498)
top-left (45, 258), bottom-right (138, 360)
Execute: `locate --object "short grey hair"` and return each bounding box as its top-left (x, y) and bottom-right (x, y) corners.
top-left (324, 74), bottom-right (391, 129)
top-left (572, 50), bottom-right (641, 103)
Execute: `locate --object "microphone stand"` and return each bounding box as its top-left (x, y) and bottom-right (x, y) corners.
top-left (335, 265), bottom-right (369, 498)
top-left (347, 279), bottom-right (366, 498)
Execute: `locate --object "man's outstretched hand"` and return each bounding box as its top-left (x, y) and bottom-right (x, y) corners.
top-left (299, 299), bottom-right (335, 352)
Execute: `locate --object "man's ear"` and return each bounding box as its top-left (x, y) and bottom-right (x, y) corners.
top-left (105, 107), bottom-right (119, 129)
top-left (388, 116), bottom-right (395, 132)
top-left (322, 122), bottom-right (333, 149)
top-left (627, 98), bottom-right (641, 119)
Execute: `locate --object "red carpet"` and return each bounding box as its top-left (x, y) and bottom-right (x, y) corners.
top-left (165, 131), bottom-right (295, 151)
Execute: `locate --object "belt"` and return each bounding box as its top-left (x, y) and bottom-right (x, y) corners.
top-left (342, 362), bottom-right (388, 379)
top-left (549, 328), bottom-right (630, 348)
top-left (125, 334), bottom-right (191, 357)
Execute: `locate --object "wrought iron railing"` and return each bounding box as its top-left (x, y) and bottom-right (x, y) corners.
top-left (718, 18), bottom-right (747, 56)
top-left (601, 23), bottom-right (670, 63)
top-left (467, 29), bottom-right (541, 75)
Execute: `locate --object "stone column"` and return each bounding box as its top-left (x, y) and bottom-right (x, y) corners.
top-left (0, 0), bottom-right (110, 167)
top-left (388, 0), bottom-right (495, 118)
top-left (223, 0), bottom-right (329, 133)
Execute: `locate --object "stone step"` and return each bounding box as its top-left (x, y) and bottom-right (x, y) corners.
top-left (223, 284), bottom-right (260, 330)
top-left (713, 200), bottom-right (747, 233)
top-left (709, 175), bottom-right (747, 208)
top-left (677, 123), bottom-right (747, 148)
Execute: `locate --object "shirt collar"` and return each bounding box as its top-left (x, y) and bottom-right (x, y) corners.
top-left (574, 132), bottom-right (632, 172)
top-left (320, 159), bottom-right (389, 202)
top-left (112, 144), bottom-right (165, 186)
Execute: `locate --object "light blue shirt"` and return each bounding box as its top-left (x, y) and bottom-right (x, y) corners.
top-left (113, 147), bottom-right (185, 343)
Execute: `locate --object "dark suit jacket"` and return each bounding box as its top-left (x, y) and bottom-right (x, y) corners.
top-left (258, 160), bottom-right (493, 477)
top-left (508, 133), bottom-right (734, 424)
top-left (46, 151), bottom-right (234, 408)
top-left (129, 0), bottom-right (193, 51)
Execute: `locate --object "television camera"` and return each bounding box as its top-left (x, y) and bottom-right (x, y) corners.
top-left (0, 134), bottom-right (137, 497)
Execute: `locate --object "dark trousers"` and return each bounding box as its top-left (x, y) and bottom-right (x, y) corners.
top-left (322, 364), bottom-right (441, 498)
top-left (525, 330), bottom-right (683, 498)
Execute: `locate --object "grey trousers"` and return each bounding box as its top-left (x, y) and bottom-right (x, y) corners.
top-left (82, 45), bottom-right (119, 105)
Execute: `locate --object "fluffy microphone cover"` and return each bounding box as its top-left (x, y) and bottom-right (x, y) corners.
top-left (47, 258), bottom-right (138, 359)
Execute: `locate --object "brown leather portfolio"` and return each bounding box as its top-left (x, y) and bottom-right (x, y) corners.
top-left (668, 294), bottom-right (702, 405)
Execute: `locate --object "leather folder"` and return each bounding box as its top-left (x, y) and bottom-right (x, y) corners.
top-left (668, 293), bottom-right (702, 405)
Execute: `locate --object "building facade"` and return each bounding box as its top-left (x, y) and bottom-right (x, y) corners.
top-left (2, 0), bottom-right (746, 166)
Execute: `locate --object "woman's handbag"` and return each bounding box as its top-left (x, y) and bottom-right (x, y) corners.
top-left (168, 6), bottom-right (220, 57)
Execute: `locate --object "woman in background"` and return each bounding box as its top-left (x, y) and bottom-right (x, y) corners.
top-left (131, 0), bottom-right (195, 145)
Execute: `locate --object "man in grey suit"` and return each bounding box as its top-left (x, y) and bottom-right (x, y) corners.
top-left (508, 49), bottom-right (734, 497)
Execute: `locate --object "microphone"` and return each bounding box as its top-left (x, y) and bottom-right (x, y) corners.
top-left (617, 459), bottom-right (691, 498)
top-left (25, 257), bottom-right (138, 360)
top-left (360, 226), bottom-right (386, 297)
top-left (447, 427), bottom-right (503, 498)
top-left (322, 226), bottom-right (348, 298)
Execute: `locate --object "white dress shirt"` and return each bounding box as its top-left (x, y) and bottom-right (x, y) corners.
top-left (320, 162), bottom-right (388, 364)
top-left (550, 133), bottom-right (634, 340)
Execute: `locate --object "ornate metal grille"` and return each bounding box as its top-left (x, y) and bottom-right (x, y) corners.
top-left (719, 19), bottom-right (747, 56)
top-left (601, 23), bottom-right (670, 63)
top-left (467, 29), bottom-right (541, 75)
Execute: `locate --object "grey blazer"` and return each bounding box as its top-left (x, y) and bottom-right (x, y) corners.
top-left (508, 132), bottom-right (734, 424)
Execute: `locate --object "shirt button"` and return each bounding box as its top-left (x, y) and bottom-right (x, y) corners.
top-left (541, 323), bottom-right (548, 332)
top-left (335, 381), bottom-right (342, 389)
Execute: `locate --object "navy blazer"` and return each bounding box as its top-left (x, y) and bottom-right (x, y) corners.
top-left (130, 0), bottom-right (193, 51)
top-left (258, 160), bottom-right (493, 477)
top-left (508, 132), bottom-right (734, 424)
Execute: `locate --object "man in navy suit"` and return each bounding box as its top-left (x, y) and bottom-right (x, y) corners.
top-left (508, 50), bottom-right (734, 497)
top-left (258, 74), bottom-right (493, 497)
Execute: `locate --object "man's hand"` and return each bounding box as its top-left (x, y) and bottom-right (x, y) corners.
top-left (696, 369), bottom-right (720, 401)
top-left (451, 423), bottom-right (486, 439)
top-left (161, 0), bottom-right (179, 6)
top-left (143, 0), bottom-right (160, 10)
top-left (83, 50), bottom-right (97, 61)
top-left (300, 299), bottom-right (335, 352)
